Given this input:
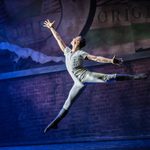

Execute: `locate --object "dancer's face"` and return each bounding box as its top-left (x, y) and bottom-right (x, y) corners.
top-left (71, 36), bottom-right (81, 49)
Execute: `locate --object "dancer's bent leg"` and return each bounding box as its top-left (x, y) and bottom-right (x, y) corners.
top-left (63, 83), bottom-right (84, 110)
top-left (44, 83), bottom-right (84, 133)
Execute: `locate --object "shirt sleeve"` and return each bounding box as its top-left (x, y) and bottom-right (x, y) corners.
top-left (80, 50), bottom-right (89, 59)
top-left (64, 46), bottom-right (71, 55)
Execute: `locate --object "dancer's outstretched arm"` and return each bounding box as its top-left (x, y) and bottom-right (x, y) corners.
top-left (43, 19), bottom-right (66, 52)
top-left (87, 54), bottom-right (123, 65)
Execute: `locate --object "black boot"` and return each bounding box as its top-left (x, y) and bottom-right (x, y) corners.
top-left (116, 73), bottom-right (148, 81)
top-left (133, 73), bottom-right (148, 80)
top-left (44, 108), bottom-right (68, 133)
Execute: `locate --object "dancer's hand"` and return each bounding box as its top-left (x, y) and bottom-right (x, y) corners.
top-left (112, 55), bottom-right (123, 66)
top-left (43, 19), bottom-right (55, 29)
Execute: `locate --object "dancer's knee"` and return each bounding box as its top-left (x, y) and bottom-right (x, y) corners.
top-left (105, 74), bottom-right (117, 82)
top-left (74, 83), bottom-right (84, 89)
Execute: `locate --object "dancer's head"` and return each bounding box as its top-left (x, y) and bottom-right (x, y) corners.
top-left (71, 36), bottom-right (86, 50)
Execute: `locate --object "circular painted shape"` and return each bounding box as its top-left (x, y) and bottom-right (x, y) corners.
top-left (2, 0), bottom-right (96, 55)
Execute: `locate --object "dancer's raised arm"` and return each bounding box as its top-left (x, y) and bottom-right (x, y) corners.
top-left (43, 19), bottom-right (66, 52)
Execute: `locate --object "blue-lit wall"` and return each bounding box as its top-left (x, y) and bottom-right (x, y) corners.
top-left (0, 0), bottom-right (150, 149)
top-left (0, 58), bottom-right (150, 147)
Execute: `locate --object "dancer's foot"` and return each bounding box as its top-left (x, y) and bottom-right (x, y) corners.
top-left (44, 121), bottom-right (58, 133)
top-left (134, 73), bottom-right (148, 80)
top-left (44, 108), bottom-right (68, 133)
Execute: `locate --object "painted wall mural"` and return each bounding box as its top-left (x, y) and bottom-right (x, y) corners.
top-left (0, 42), bottom-right (65, 63)
top-left (0, 0), bottom-right (92, 73)
top-left (0, 0), bottom-right (150, 73)
top-left (86, 0), bottom-right (150, 56)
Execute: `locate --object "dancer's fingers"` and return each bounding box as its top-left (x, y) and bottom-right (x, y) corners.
top-left (51, 21), bottom-right (55, 25)
top-left (43, 21), bottom-right (48, 25)
top-left (43, 24), bottom-right (48, 27)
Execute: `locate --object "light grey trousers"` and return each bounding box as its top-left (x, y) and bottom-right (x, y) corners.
top-left (63, 72), bottom-right (117, 110)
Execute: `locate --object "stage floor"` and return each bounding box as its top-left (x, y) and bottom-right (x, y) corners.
top-left (0, 139), bottom-right (150, 150)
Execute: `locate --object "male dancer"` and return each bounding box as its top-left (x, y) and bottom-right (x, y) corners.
top-left (43, 19), bottom-right (148, 133)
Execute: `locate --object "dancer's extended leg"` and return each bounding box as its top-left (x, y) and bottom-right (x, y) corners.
top-left (115, 73), bottom-right (148, 81)
top-left (81, 72), bottom-right (117, 83)
top-left (81, 72), bottom-right (148, 83)
top-left (44, 83), bottom-right (84, 133)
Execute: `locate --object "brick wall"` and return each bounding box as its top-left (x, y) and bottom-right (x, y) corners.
top-left (0, 58), bottom-right (150, 146)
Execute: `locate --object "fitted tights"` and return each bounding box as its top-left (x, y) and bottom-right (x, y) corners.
top-left (63, 72), bottom-right (117, 110)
